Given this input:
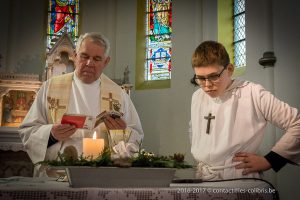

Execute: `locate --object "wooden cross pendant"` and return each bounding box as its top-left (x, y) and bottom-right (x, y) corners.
top-left (102, 92), bottom-right (119, 110)
top-left (204, 113), bottom-right (215, 134)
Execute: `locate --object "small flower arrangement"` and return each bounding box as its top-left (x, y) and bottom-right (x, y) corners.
top-left (131, 149), bottom-right (192, 169)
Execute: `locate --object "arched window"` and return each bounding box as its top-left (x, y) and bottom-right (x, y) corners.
top-left (47, 0), bottom-right (80, 52)
top-left (136, 0), bottom-right (172, 90)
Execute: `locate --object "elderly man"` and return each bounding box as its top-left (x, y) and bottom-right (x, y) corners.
top-left (19, 32), bottom-right (144, 177)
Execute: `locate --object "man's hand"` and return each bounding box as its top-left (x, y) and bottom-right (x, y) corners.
top-left (232, 152), bottom-right (272, 175)
top-left (51, 124), bottom-right (77, 141)
top-left (104, 116), bottom-right (126, 130)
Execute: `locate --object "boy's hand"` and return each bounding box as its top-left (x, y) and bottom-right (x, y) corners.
top-left (233, 152), bottom-right (271, 175)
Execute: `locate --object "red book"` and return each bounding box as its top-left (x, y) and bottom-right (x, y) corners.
top-left (61, 114), bottom-right (94, 129)
top-left (61, 111), bottom-right (123, 130)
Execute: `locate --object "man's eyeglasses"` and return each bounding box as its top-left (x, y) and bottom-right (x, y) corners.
top-left (194, 66), bottom-right (227, 85)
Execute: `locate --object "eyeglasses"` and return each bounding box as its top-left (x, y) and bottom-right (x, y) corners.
top-left (194, 66), bottom-right (227, 85)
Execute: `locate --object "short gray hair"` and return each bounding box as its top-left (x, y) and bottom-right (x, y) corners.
top-left (75, 32), bottom-right (110, 56)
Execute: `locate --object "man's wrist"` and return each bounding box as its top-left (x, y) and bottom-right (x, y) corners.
top-left (47, 132), bottom-right (58, 148)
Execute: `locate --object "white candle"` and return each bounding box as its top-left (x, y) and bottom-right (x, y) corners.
top-left (83, 131), bottom-right (104, 159)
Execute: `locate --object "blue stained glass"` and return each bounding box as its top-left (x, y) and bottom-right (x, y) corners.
top-left (145, 0), bottom-right (172, 81)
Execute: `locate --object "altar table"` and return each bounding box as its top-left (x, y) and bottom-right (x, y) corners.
top-left (0, 142), bottom-right (34, 178)
top-left (0, 176), bottom-right (278, 200)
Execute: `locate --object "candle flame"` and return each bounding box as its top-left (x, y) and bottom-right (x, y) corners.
top-left (93, 131), bottom-right (97, 139)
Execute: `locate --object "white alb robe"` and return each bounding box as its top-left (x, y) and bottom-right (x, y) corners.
top-left (189, 79), bottom-right (300, 180)
top-left (19, 73), bottom-right (143, 177)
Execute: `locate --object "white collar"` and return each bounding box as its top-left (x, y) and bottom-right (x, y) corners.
top-left (73, 73), bottom-right (101, 87)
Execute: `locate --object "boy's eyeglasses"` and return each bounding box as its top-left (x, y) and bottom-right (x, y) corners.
top-left (194, 66), bottom-right (227, 85)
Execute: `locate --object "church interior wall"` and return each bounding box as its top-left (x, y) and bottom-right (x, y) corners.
top-left (0, 0), bottom-right (299, 199)
top-left (0, 0), bottom-right (9, 71)
top-left (272, 1), bottom-right (300, 199)
top-left (243, 0), bottom-right (278, 187)
top-left (243, 0), bottom-right (300, 199)
top-left (132, 0), bottom-right (206, 163)
top-left (114, 0), bottom-right (136, 85)
top-left (80, 0), bottom-right (117, 79)
top-left (0, 0), bottom-right (46, 76)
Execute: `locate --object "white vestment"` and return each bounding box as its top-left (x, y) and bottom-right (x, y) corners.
top-left (189, 79), bottom-right (300, 180)
top-left (19, 73), bottom-right (144, 177)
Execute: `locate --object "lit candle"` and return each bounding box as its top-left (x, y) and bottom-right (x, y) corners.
top-left (83, 131), bottom-right (104, 159)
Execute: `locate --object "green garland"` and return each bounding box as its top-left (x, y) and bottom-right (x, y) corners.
top-left (131, 151), bottom-right (193, 169)
top-left (36, 147), bottom-right (193, 169)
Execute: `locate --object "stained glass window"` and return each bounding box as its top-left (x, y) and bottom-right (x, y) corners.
top-left (233, 0), bottom-right (246, 68)
top-left (145, 0), bottom-right (172, 81)
top-left (47, 0), bottom-right (79, 52)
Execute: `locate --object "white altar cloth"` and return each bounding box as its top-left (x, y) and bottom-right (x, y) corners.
top-left (0, 176), bottom-right (278, 200)
top-left (0, 142), bottom-right (25, 152)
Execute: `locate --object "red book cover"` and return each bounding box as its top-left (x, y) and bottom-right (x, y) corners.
top-left (61, 111), bottom-right (123, 130)
top-left (61, 115), bottom-right (87, 128)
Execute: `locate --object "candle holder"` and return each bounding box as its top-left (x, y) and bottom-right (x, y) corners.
top-left (107, 129), bottom-right (134, 167)
top-left (108, 129), bottom-right (131, 145)
top-left (107, 129), bottom-right (132, 152)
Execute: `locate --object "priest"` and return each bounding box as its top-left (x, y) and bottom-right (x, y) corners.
top-left (189, 41), bottom-right (300, 180)
top-left (19, 32), bottom-right (144, 177)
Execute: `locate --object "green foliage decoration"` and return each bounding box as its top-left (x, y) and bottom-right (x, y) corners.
top-left (36, 147), bottom-right (193, 169)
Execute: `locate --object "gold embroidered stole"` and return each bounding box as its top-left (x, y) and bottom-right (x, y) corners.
top-left (47, 73), bottom-right (123, 127)
top-left (99, 74), bottom-right (123, 144)
top-left (47, 73), bottom-right (73, 124)
top-left (100, 74), bottom-right (122, 113)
